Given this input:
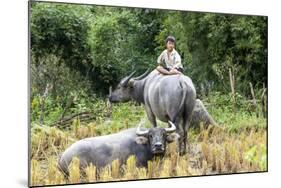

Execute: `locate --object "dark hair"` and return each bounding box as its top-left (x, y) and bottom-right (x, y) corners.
top-left (165, 36), bottom-right (176, 44)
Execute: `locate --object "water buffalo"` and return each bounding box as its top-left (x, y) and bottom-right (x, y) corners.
top-left (58, 121), bottom-right (179, 175)
top-left (109, 70), bottom-right (196, 155)
top-left (190, 99), bottom-right (216, 128)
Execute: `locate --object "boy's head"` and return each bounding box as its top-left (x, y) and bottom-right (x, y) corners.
top-left (165, 36), bottom-right (176, 52)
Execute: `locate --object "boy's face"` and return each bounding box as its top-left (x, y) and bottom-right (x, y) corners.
top-left (166, 41), bottom-right (175, 52)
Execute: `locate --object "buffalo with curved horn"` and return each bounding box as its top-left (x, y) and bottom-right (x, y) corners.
top-left (109, 69), bottom-right (196, 155)
top-left (58, 121), bottom-right (179, 175)
top-left (136, 120), bottom-right (176, 136)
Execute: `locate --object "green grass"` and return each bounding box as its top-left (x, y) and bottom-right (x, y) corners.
top-left (30, 92), bottom-right (267, 186)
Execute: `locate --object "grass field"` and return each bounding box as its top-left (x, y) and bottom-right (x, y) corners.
top-left (30, 94), bottom-right (267, 186)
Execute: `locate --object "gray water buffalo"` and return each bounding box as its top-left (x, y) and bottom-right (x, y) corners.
top-left (109, 70), bottom-right (196, 155)
top-left (190, 99), bottom-right (216, 128)
top-left (58, 121), bottom-right (179, 175)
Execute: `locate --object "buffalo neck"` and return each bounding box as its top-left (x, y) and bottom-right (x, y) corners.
top-left (131, 79), bottom-right (146, 104)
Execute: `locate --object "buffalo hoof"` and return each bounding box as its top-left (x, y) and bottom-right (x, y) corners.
top-left (179, 150), bottom-right (186, 156)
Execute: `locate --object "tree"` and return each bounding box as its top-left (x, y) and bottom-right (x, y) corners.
top-left (31, 2), bottom-right (93, 76)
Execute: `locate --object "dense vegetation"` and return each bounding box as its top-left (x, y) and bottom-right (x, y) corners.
top-left (30, 2), bottom-right (267, 186)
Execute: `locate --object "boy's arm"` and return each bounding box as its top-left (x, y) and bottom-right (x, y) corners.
top-left (157, 51), bottom-right (164, 65)
top-left (156, 51), bottom-right (171, 75)
top-left (172, 52), bottom-right (183, 73)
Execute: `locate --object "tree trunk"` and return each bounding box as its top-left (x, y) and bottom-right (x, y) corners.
top-left (229, 68), bottom-right (236, 112)
top-left (261, 87), bottom-right (267, 118)
top-left (249, 82), bottom-right (259, 117)
top-left (39, 83), bottom-right (52, 126)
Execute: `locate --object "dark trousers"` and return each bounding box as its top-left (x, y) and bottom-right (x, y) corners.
top-left (164, 67), bottom-right (183, 73)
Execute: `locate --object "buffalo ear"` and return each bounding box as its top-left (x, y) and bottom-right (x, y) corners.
top-left (166, 133), bottom-right (180, 143)
top-left (135, 136), bottom-right (148, 145)
top-left (128, 79), bottom-right (135, 88)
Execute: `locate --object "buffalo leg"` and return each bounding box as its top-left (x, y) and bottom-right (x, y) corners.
top-left (181, 121), bottom-right (188, 155)
top-left (177, 117), bottom-right (189, 155)
top-left (144, 106), bottom-right (157, 127)
top-left (177, 129), bottom-right (186, 155)
top-left (181, 102), bottom-right (195, 155)
top-left (172, 118), bottom-right (185, 155)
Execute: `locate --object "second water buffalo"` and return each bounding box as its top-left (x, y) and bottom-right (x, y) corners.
top-left (58, 121), bottom-right (179, 175)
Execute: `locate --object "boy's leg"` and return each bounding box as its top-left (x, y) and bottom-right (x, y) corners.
top-left (176, 67), bottom-right (184, 73)
top-left (156, 66), bottom-right (171, 75)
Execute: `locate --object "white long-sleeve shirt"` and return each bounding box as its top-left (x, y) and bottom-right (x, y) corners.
top-left (157, 49), bottom-right (183, 69)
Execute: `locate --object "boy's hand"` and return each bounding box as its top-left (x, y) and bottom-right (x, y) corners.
top-left (156, 66), bottom-right (171, 75)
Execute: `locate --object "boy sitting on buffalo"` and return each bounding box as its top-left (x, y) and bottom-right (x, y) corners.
top-left (156, 36), bottom-right (183, 75)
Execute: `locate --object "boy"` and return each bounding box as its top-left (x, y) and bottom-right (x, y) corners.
top-left (156, 36), bottom-right (183, 75)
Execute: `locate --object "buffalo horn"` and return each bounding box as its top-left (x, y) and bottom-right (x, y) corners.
top-left (165, 121), bottom-right (177, 133)
top-left (136, 120), bottom-right (149, 136)
top-left (133, 69), bottom-right (150, 80)
top-left (121, 70), bottom-right (136, 86)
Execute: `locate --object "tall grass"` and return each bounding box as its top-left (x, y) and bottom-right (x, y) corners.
top-left (30, 96), bottom-right (267, 186)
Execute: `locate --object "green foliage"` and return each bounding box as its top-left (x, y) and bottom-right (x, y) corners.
top-left (31, 3), bottom-right (93, 68)
top-left (203, 91), bottom-right (266, 131)
top-left (86, 7), bottom-right (167, 93)
top-left (180, 13), bottom-right (267, 94)
top-left (156, 12), bottom-right (267, 94)
top-left (30, 54), bottom-right (94, 125)
top-left (31, 2), bottom-right (267, 96)
top-left (30, 2), bottom-right (267, 126)
top-left (87, 8), bottom-right (141, 93)
top-left (244, 144), bottom-right (267, 170)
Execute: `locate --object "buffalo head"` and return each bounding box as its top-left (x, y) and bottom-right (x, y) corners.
top-left (135, 120), bottom-right (179, 155)
top-left (108, 70), bottom-right (150, 103)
